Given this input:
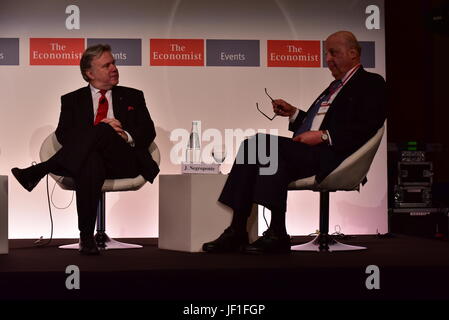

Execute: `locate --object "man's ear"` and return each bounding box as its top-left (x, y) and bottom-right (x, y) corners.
top-left (86, 69), bottom-right (95, 81)
top-left (349, 48), bottom-right (359, 60)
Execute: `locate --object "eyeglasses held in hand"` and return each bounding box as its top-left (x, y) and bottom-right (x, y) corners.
top-left (256, 88), bottom-right (277, 121)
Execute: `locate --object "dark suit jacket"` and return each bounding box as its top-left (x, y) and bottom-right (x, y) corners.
top-left (55, 85), bottom-right (159, 183)
top-left (289, 67), bottom-right (386, 182)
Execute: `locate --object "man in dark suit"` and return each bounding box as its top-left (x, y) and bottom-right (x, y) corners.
top-left (11, 44), bottom-right (159, 255)
top-left (203, 31), bottom-right (386, 254)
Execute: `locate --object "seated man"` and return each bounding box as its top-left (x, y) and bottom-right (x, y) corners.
top-left (12, 44), bottom-right (159, 255)
top-left (203, 31), bottom-right (386, 254)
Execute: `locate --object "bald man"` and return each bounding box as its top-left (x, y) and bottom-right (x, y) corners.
top-left (203, 31), bottom-right (386, 254)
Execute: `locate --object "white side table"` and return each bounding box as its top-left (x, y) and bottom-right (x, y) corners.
top-left (159, 174), bottom-right (258, 252)
top-left (0, 175), bottom-right (8, 254)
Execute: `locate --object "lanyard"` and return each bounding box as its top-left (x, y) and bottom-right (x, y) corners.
top-left (327, 64), bottom-right (361, 102)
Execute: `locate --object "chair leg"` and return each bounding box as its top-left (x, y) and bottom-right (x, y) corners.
top-left (95, 193), bottom-right (107, 248)
top-left (93, 192), bottom-right (142, 249)
top-left (319, 191), bottom-right (329, 235)
top-left (291, 191), bottom-right (367, 252)
top-left (59, 192), bottom-right (142, 250)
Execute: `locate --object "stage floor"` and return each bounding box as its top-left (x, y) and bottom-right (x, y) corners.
top-left (1, 235), bottom-right (449, 302)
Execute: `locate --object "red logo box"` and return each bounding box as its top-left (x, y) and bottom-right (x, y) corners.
top-left (150, 39), bottom-right (204, 66)
top-left (267, 40), bottom-right (320, 67)
top-left (30, 38), bottom-right (84, 65)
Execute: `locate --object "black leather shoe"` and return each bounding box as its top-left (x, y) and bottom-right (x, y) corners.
top-left (95, 232), bottom-right (110, 249)
top-left (11, 166), bottom-right (44, 192)
top-left (243, 229), bottom-right (291, 254)
top-left (202, 227), bottom-right (249, 253)
top-left (79, 234), bottom-right (100, 256)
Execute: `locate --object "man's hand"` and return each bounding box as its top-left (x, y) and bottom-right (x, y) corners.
top-left (272, 99), bottom-right (297, 117)
top-left (293, 131), bottom-right (323, 146)
top-left (100, 118), bottom-right (128, 141)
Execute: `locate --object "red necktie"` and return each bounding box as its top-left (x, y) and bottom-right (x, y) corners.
top-left (94, 89), bottom-right (109, 125)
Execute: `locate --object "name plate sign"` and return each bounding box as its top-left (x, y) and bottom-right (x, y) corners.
top-left (181, 163), bottom-right (220, 174)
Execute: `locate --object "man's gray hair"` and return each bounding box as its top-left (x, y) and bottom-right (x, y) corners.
top-left (80, 44), bottom-right (111, 82)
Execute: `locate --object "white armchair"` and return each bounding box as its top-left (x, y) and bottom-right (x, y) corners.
top-left (288, 124), bottom-right (385, 252)
top-left (39, 132), bottom-right (160, 250)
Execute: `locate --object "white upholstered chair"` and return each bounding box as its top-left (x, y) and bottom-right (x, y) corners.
top-left (288, 124), bottom-right (385, 252)
top-left (39, 132), bottom-right (160, 250)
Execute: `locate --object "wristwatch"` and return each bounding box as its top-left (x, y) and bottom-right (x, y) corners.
top-left (321, 131), bottom-right (329, 143)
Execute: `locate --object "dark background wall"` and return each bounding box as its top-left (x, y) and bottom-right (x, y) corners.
top-left (385, 0), bottom-right (449, 184)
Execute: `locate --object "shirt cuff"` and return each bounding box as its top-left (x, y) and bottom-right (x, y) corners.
top-left (124, 131), bottom-right (135, 147)
top-left (326, 130), bottom-right (333, 146)
top-left (289, 109), bottom-right (300, 123)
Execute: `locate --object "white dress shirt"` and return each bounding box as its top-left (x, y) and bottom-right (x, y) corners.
top-left (90, 84), bottom-right (134, 146)
top-left (289, 64), bottom-right (361, 144)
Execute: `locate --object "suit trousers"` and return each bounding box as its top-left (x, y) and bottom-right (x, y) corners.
top-left (47, 123), bottom-right (139, 235)
top-left (218, 133), bottom-right (320, 215)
